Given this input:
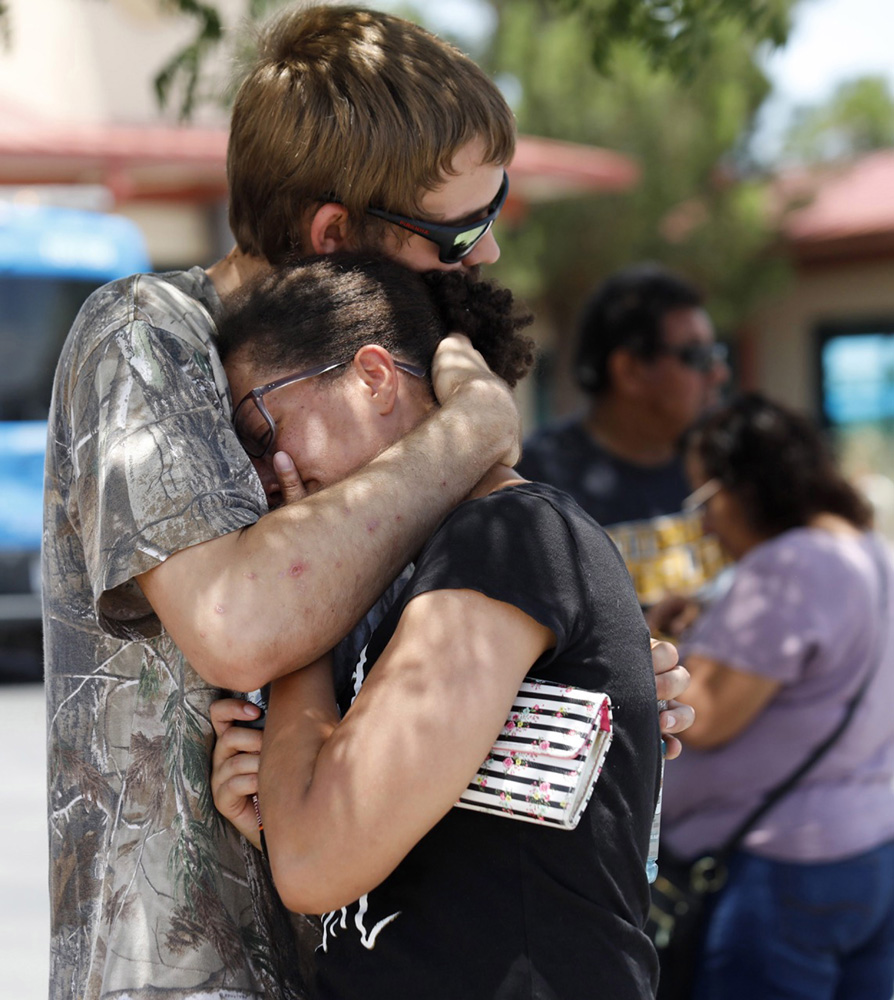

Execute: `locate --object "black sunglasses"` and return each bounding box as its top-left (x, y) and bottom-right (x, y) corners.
top-left (655, 342), bottom-right (728, 373)
top-left (233, 358), bottom-right (427, 459)
top-left (366, 171), bottom-right (509, 265)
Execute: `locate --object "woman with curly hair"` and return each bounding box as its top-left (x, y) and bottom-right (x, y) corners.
top-left (209, 253), bottom-right (671, 999)
top-left (648, 392), bottom-right (894, 1000)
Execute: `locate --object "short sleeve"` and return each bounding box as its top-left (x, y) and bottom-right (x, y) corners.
top-left (682, 537), bottom-right (822, 684)
top-left (65, 302), bottom-right (265, 639)
top-left (398, 486), bottom-right (606, 654)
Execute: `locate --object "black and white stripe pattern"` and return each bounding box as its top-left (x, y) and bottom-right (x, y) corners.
top-left (456, 678), bottom-right (613, 830)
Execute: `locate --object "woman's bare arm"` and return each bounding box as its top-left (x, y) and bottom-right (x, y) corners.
top-left (678, 652), bottom-right (780, 750)
top-left (258, 588), bottom-right (554, 914)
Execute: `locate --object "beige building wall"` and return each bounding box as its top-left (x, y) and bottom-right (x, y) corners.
top-left (0, 0), bottom-right (240, 265)
top-left (749, 254), bottom-right (894, 538)
top-left (751, 257), bottom-right (894, 413)
top-left (0, 0), bottom-right (237, 126)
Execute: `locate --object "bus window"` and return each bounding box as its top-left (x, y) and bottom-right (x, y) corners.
top-left (0, 202), bottom-right (149, 675)
top-left (0, 276), bottom-right (101, 420)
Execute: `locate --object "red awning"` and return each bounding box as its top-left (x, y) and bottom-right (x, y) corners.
top-left (775, 150), bottom-right (894, 262)
top-left (0, 103), bottom-right (639, 206)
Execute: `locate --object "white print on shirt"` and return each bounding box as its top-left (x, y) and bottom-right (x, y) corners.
top-left (320, 894), bottom-right (402, 953)
top-left (318, 644), bottom-right (402, 955)
top-left (351, 644), bottom-right (368, 701)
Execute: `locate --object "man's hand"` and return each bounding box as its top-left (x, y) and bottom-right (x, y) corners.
top-left (431, 334), bottom-right (521, 467)
top-left (651, 638), bottom-right (694, 760)
top-left (210, 698), bottom-right (265, 849)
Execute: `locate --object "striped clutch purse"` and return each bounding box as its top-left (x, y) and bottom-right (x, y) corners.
top-left (455, 677), bottom-right (613, 830)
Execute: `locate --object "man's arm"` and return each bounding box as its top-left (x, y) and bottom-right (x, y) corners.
top-left (138, 338), bottom-right (519, 692)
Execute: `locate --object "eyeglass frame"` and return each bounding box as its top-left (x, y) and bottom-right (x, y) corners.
top-left (232, 358), bottom-right (428, 459)
top-left (365, 170), bottom-right (509, 265)
top-left (653, 341), bottom-right (728, 374)
top-left (681, 478), bottom-right (723, 512)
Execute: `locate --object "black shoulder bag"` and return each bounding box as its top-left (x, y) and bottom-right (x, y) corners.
top-left (647, 540), bottom-right (890, 1000)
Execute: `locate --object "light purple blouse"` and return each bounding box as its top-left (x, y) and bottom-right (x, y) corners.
top-left (662, 527), bottom-right (894, 863)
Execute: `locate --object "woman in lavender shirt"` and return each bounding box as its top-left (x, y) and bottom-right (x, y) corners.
top-left (649, 393), bottom-right (894, 1000)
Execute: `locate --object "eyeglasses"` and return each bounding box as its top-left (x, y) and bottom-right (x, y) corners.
top-left (233, 359), bottom-right (427, 459)
top-left (366, 171), bottom-right (509, 265)
top-left (682, 479), bottom-right (723, 512)
top-left (655, 342), bottom-right (728, 373)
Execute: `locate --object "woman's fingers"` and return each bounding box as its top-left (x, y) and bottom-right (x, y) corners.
top-left (273, 450), bottom-right (308, 505)
top-left (210, 697), bottom-right (263, 739)
top-left (209, 709), bottom-right (264, 847)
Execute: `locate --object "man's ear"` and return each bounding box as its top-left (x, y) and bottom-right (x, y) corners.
top-left (352, 345), bottom-right (399, 416)
top-left (308, 203), bottom-right (355, 255)
top-left (607, 347), bottom-right (650, 399)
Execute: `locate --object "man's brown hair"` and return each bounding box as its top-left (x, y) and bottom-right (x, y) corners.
top-left (227, 3), bottom-right (517, 264)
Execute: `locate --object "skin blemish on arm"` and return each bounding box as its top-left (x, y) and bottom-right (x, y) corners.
top-left (288, 563), bottom-right (306, 578)
top-left (367, 519), bottom-right (381, 533)
top-left (214, 605), bottom-right (225, 615)
top-left (244, 571), bottom-right (257, 580)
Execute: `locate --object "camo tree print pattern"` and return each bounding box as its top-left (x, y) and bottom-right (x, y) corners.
top-left (42, 269), bottom-right (312, 1000)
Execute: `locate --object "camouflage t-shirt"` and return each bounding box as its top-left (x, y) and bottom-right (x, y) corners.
top-left (43, 268), bottom-right (313, 1000)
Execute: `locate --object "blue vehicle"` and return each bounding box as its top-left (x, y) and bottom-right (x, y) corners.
top-left (0, 201), bottom-right (150, 676)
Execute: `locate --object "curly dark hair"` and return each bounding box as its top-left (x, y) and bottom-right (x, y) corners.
top-left (691, 393), bottom-right (873, 536)
top-left (217, 253), bottom-right (536, 389)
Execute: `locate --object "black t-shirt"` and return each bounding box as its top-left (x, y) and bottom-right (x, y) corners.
top-left (517, 419), bottom-right (689, 528)
top-left (518, 422), bottom-right (729, 607)
top-left (314, 483), bottom-right (660, 1000)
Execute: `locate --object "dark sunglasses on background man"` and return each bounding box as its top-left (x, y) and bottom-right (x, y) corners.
top-left (366, 171), bottom-right (509, 265)
top-left (233, 358), bottom-right (427, 459)
top-left (655, 342), bottom-right (728, 373)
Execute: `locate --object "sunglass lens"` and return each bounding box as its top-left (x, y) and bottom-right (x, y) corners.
top-left (440, 221), bottom-right (491, 264)
top-left (679, 345), bottom-right (726, 372)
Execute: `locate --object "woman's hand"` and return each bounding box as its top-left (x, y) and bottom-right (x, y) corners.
top-left (646, 594), bottom-right (700, 640)
top-left (210, 698), bottom-right (265, 850)
top-left (651, 638), bottom-right (694, 760)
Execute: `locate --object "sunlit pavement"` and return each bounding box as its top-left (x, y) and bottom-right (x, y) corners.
top-left (4, 682), bottom-right (48, 1000)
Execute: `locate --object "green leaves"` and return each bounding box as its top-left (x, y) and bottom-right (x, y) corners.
top-left (783, 75), bottom-right (894, 163)
top-left (154, 0), bottom-right (224, 119)
top-left (548, 0), bottom-right (791, 79)
top-left (483, 0), bottom-right (794, 343)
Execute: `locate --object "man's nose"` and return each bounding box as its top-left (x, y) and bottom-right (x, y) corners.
top-left (711, 355), bottom-right (731, 386)
top-left (462, 228), bottom-right (500, 267)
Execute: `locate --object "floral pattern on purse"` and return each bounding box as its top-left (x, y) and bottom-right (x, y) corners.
top-left (455, 677), bottom-right (613, 830)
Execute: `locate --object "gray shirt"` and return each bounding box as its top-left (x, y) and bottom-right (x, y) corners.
top-left (663, 527), bottom-right (894, 863)
top-left (43, 268), bottom-right (311, 1000)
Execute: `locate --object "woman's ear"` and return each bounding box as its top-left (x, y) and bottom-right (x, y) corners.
top-left (352, 346), bottom-right (399, 416)
top-left (308, 203), bottom-right (354, 255)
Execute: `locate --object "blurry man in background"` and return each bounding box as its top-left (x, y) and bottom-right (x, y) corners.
top-left (519, 263), bottom-right (730, 606)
